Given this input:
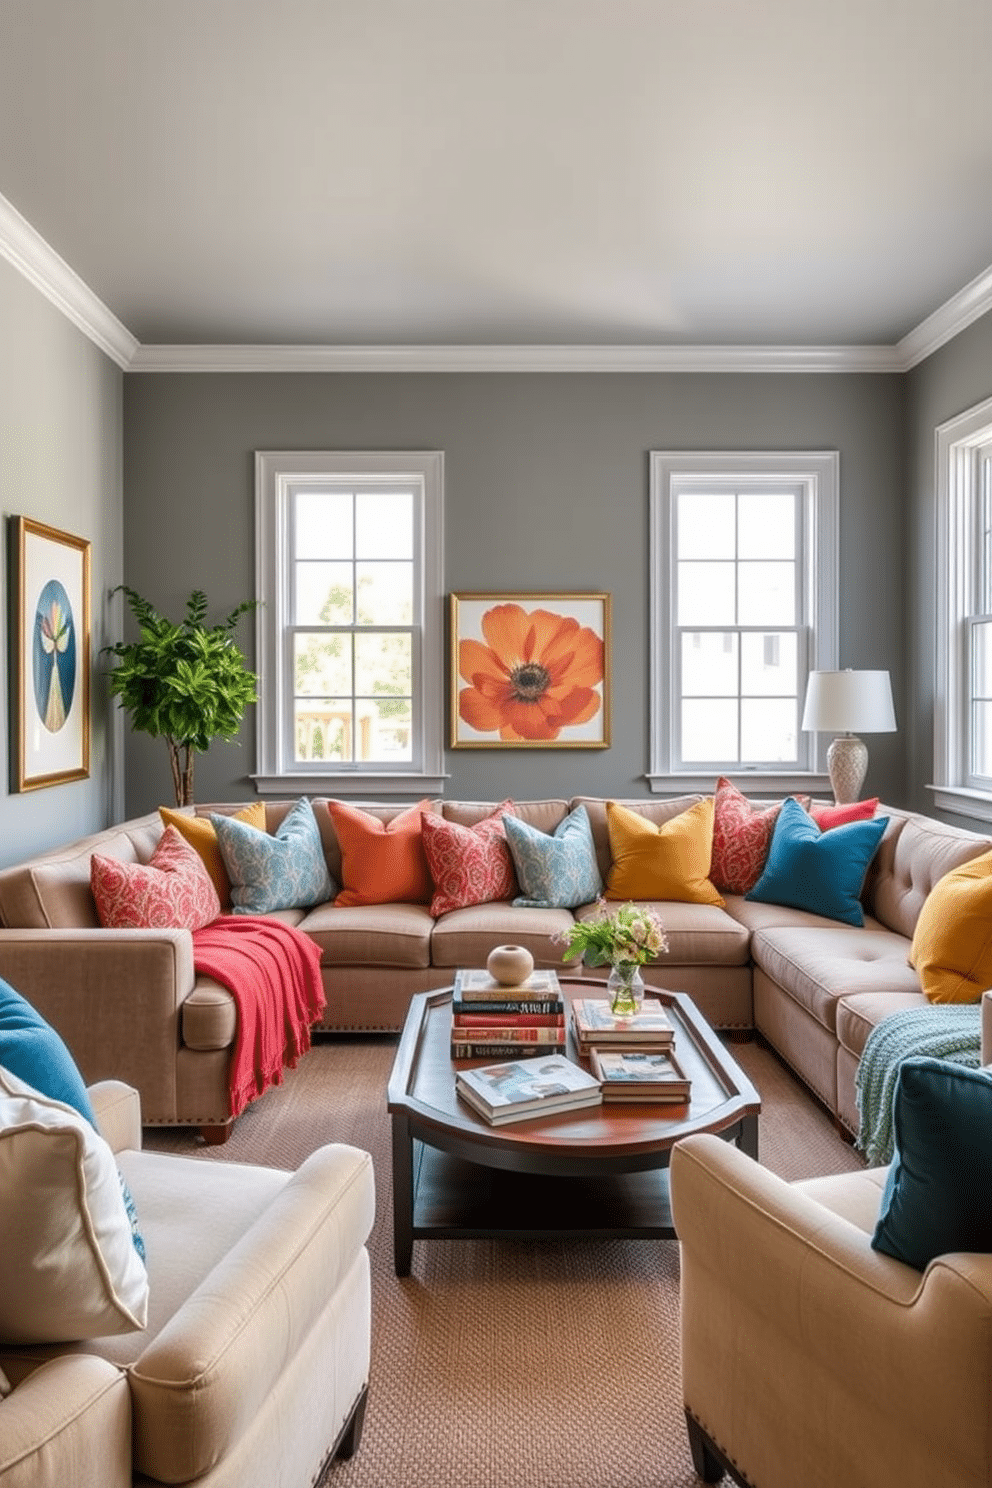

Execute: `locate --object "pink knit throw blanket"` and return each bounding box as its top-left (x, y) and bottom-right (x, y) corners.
top-left (191, 916), bottom-right (326, 1117)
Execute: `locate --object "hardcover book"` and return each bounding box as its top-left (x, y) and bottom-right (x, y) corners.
top-left (455, 1052), bottom-right (602, 1124)
top-left (571, 998), bottom-right (675, 1047)
top-left (589, 1047), bottom-right (691, 1102)
top-left (454, 967), bottom-right (562, 1002)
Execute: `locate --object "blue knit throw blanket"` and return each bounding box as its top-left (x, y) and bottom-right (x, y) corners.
top-left (855, 1004), bottom-right (982, 1166)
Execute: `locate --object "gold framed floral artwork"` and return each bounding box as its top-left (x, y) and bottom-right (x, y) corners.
top-left (450, 592), bottom-right (610, 748)
top-left (10, 516), bottom-right (91, 791)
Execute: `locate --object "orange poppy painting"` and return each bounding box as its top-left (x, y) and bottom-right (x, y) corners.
top-left (450, 593), bottom-right (610, 748)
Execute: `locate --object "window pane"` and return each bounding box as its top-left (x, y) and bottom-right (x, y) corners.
top-left (973, 619), bottom-right (992, 698)
top-left (295, 490), bottom-right (353, 559)
top-left (741, 698), bottom-right (797, 763)
top-left (363, 698), bottom-right (414, 762)
top-left (973, 701), bottom-right (992, 778)
top-left (678, 492), bottom-right (735, 559)
top-left (681, 631), bottom-right (738, 696)
top-left (678, 562), bottom-right (736, 625)
top-left (355, 492), bottom-right (413, 559)
top-left (355, 632), bottom-right (412, 697)
top-left (295, 562), bottom-right (353, 624)
top-left (741, 632), bottom-right (797, 696)
top-left (738, 562), bottom-right (795, 625)
top-left (294, 634), bottom-right (351, 696)
top-left (681, 699), bottom-right (738, 762)
top-left (355, 563), bottom-right (413, 625)
top-left (738, 493), bottom-right (796, 559)
top-left (294, 701), bottom-right (353, 762)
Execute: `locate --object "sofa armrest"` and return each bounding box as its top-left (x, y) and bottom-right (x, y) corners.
top-left (0, 928), bottom-right (195, 1117)
top-left (128, 1143), bottom-right (375, 1483)
top-left (0, 1355), bottom-right (130, 1488)
top-left (671, 1133), bottom-right (992, 1486)
top-left (89, 1081), bottom-right (142, 1153)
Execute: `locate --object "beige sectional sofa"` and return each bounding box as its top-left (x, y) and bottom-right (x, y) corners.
top-left (0, 793), bottom-right (987, 1141)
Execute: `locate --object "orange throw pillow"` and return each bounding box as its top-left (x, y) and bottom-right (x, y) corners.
top-left (605, 799), bottom-right (724, 905)
top-left (328, 799), bottom-right (434, 907)
top-left (159, 802), bottom-right (266, 908)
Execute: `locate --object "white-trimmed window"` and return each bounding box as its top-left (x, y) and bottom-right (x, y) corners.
top-left (648, 451), bottom-right (838, 792)
top-left (254, 451), bottom-right (445, 795)
top-left (934, 397), bottom-right (992, 819)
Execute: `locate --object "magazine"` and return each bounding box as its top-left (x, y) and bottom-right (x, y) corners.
top-left (589, 1047), bottom-right (691, 1102)
top-left (456, 1051), bottom-right (601, 1120)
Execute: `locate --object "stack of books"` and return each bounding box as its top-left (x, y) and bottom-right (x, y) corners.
top-left (450, 967), bottom-right (566, 1059)
top-left (456, 1052), bottom-right (603, 1125)
top-left (588, 1046), bottom-right (692, 1103)
top-left (570, 997), bottom-right (676, 1056)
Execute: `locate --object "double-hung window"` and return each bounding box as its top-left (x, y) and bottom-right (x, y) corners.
top-left (934, 396), bottom-right (992, 817)
top-left (648, 451), bottom-right (838, 792)
top-left (254, 451), bottom-right (445, 795)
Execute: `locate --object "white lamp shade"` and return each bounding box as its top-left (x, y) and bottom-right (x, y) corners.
top-left (801, 670), bottom-right (896, 734)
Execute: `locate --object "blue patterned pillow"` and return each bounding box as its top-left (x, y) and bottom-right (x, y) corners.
top-left (504, 805), bottom-right (603, 909)
top-left (211, 797), bottom-right (333, 913)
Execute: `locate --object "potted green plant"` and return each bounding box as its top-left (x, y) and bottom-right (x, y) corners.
top-left (103, 586), bottom-right (258, 806)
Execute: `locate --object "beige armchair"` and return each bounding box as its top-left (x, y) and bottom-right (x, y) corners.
top-left (0, 1081), bottom-right (375, 1488)
top-left (670, 1131), bottom-right (992, 1488)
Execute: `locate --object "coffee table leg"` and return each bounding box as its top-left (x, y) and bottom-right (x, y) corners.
top-left (391, 1113), bottom-right (414, 1276)
top-left (739, 1110), bottom-right (759, 1161)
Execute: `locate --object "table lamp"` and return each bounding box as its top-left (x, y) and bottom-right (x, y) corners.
top-left (801, 669), bottom-right (896, 804)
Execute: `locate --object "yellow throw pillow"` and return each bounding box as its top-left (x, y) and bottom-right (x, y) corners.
top-left (605, 798), bottom-right (724, 905)
top-left (909, 848), bottom-right (992, 1003)
top-left (159, 802), bottom-right (266, 908)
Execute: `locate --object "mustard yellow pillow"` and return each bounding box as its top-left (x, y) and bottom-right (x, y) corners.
top-left (159, 803), bottom-right (266, 908)
top-left (909, 848), bottom-right (992, 1003)
top-left (605, 799), bottom-right (724, 905)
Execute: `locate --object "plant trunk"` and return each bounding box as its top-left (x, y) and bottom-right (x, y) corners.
top-left (167, 740), bottom-right (195, 807)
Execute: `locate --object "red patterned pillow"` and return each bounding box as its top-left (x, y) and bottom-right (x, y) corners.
top-left (809, 797), bottom-right (879, 830)
top-left (91, 826), bottom-right (221, 930)
top-left (421, 802), bottom-right (518, 917)
top-left (710, 777), bottom-right (809, 895)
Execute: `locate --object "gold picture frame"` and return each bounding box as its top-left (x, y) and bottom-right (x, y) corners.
top-left (10, 516), bottom-right (91, 791)
top-left (450, 591), bottom-right (611, 749)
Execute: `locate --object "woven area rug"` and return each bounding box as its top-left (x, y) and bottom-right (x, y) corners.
top-left (144, 1034), bottom-right (864, 1488)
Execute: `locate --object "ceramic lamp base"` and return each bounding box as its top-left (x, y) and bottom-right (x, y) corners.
top-left (826, 733), bottom-right (868, 805)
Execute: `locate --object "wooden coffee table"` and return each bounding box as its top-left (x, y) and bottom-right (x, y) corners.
top-left (386, 977), bottom-right (760, 1275)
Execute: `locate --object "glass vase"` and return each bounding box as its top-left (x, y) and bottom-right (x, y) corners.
top-left (607, 961), bottom-right (644, 1016)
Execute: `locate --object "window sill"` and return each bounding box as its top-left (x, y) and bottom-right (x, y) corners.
top-left (928, 785), bottom-right (992, 823)
top-left (252, 771), bottom-right (449, 798)
top-left (645, 771), bottom-right (831, 797)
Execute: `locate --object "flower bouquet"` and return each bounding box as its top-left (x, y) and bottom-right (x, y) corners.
top-left (554, 900), bottom-right (669, 1015)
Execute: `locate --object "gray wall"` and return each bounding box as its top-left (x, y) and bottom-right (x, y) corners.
top-left (0, 258), bottom-right (123, 867)
top-left (905, 307), bottom-right (992, 826)
top-left (122, 369), bottom-right (906, 816)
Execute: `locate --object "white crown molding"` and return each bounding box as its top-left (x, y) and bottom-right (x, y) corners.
top-left (0, 193), bottom-right (137, 369)
top-left (896, 262), bottom-right (992, 369)
top-left (127, 340), bottom-right (903, 374)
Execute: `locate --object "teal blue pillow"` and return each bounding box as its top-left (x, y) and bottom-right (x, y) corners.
top-left (745, 797), bottom-right (887, 926)
top-left (504, 805), bottom-right (603, 909)
top-left (212, 797), bottom-right (333, 913)
top-left (872, 1058), bottom-right (992, 1270)
top-left (0, 977), bottom-right (145, 1260)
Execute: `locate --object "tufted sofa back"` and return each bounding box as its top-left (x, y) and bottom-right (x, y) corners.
top-left (864, 806), bottom-right (992, 938)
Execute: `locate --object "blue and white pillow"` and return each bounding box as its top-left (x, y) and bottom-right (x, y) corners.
top-left (504, 805), bottom-right (604, 909)
top-left (211, 796), bottom-right (333, 914)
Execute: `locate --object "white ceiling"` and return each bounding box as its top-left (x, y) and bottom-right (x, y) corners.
top-left (2, 0), bottom-right (992, 363)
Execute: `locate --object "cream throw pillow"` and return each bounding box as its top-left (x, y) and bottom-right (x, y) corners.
top-left (0, 1066), bottom-right (149, 1343)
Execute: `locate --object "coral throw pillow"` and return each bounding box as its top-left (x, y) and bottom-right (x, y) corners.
top-left (809, 797), bottom-right (879, 830)
top-left (605, 799), bottom-right (724, 906)
top-left (421, 803), bottom-right (518, 917)
top-left (909, 847), bottom-right (992, 1003)
top-left (91, 826), bottom-right (221, 930)
top-left (709, 777), bottom-right (787, 895)
top-left (159, 802), bottom-right (266, 907)
top-left (328, 799), bottom-right (434, 908)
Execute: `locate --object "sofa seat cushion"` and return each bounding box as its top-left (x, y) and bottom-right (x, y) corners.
top-left (750, 925), bottom-right (918, 1033)
top-left (180, 978), bottom-right (239, 1051)
top-left (298, 901), bottom-right (433, 969)
top-left (573, 899), bottom-right (751, 968)
top-left (429, 902), bottom-right (577, 970)
top-left (722, 894), bottom-right (884, 935)
top-left (835, 990), bottom-right (931, 1062)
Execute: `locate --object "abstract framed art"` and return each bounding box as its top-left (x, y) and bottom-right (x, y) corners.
top-left (10, 517), bottom-right (91, 791)
top-left (450, 591), bottom-right (611, 748)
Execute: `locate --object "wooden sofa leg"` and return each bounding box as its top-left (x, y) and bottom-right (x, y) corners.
top-left (199, 1122), bottom-right (233, 1145)
top-left (685, 1411), bottom-right (725, 1483)
top-left (335, 1386), bottom-right (369, 1461)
